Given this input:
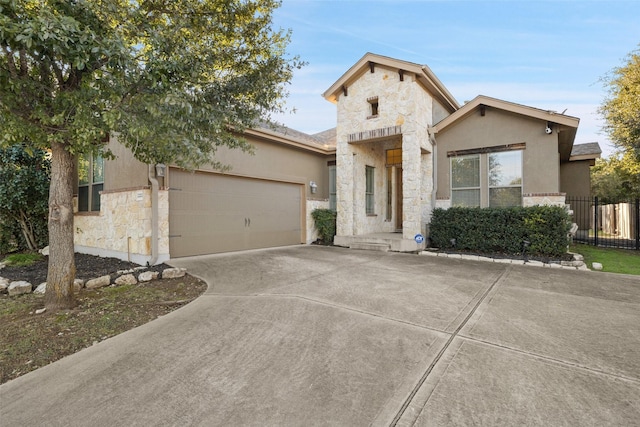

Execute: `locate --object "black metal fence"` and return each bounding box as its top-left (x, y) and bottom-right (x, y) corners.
top-left (566, 196), bottom-right (640, 250)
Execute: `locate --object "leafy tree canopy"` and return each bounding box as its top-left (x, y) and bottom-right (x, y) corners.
top-left (599, 45), bottom-right (640, 161)
top-left (0, 0), bottom-right (302, 310)
top-left (591, 151), bottom-right (640, 203)
top-left (0, 0), bottom-right (302, 167)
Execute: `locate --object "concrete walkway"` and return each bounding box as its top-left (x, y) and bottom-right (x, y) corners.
top-left (1, 246), bottom-right (639, 426)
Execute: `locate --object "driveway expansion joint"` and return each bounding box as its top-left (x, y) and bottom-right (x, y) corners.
top-left (390, 267), bottom-right (512, 426)
top-left (457, 335), bottom-right (640, 385)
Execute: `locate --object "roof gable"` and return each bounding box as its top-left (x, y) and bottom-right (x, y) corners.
top-left (433, 95), bottom-right (581, 162)
top-left (322, 53), bottom-right (459, 113)
top-left (433, 95), bottom-right (580, 133)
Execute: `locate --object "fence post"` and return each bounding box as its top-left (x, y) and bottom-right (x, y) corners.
top-left (636, 199), bottom-right (640, 251)
top-left (594, 197), bottom-right (598, 247)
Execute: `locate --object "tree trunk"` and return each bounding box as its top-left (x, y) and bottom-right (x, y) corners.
top-left (44, 141), bottom-right (77, 311)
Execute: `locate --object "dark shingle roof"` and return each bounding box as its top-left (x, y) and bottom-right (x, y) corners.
top-left (571, 142), bottom-right (602, 157)
top-left (312, 128), bottom-right (337, 146)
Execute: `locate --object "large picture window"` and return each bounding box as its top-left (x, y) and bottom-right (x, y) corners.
top-left (365, 166), bottom-right (375, 214)
top-left (451, 155), bottom-right (480, 207)
top-left (489, 151), bottom-right (522, 207)
top-left (450, 149), bottom-right (523, 208)
top-left (78, 153), bottom-right (104, 212)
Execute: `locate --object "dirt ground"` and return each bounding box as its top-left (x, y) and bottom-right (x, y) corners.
top-left (0, 254), bottom-right (207, 384)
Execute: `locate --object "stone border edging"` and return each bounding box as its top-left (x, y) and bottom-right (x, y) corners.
top-left (419, 250), bottom-right (590, 271)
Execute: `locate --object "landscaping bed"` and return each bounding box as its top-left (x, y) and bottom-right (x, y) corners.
top-left (0, 254), bottom-right (207, 384)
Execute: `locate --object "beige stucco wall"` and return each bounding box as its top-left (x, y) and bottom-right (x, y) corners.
top-left (74, 189), bottom-right (169, 265)
top-left (560, 160), bottom-right (592, 198)
top-left (335, 64), bottom-right (436, 242)
top-left (195, 134), bottom-right (334, 200)
top-left (103, 135), bottom-right (150, 191)
top-left (435, 107), bottom-right (561, 204)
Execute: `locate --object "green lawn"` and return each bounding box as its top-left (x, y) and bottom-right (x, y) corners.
top-left (571, 244), bottom-right (640, 275)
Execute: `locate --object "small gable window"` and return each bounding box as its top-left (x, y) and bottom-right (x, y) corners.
top-left (367, 96), bottom-right (379, 119)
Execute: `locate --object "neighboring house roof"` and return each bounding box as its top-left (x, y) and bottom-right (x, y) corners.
top-left (322, 52), bottom-right (460, 113)
top-left (570, 142), bottom-right (601, 161)
top-left (433, 95), bottom-right (580, 162)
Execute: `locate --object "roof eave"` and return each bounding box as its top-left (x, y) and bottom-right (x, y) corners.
top-left (433, 95), bottom-right (580, 134)
top-left (244, 128), bottom-right (335, 155)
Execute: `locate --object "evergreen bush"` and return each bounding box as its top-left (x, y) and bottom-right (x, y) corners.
top-left (311, 209), bottom-right (337, 245)
top-left (430, 206), bottom-right (571, 257)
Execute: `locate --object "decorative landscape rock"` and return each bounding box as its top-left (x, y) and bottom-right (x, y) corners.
top-left (8, 281), bottom-right (32, 296)
top-left (138, 271), bottom-right (159, 282)
top-left (162, 267), bottom-right (186, 279)
top-left (115, 274), bottom-right (137, 286)
top-left (34, 283), bottom-right (47, 294)
top-left (74, 279), bottom-right (85, 292)
top-left (0, 277), bottom-right (9, 294)
top-left (592, 262), bottom-right (603, 271)
top-left (85, 275), bottom-right (111, 289)
top-left (39, 246), bottom-right (49, 256)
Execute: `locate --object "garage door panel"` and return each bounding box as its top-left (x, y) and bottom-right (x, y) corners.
top-left (169, 170), bottom-right (302, 257)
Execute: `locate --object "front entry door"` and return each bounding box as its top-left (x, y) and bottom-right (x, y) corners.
top-left (396, 167), bottom-right (403, 231)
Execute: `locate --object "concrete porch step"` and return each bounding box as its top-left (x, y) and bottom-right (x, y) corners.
top-left (349, 242), bottom-right (391, 252)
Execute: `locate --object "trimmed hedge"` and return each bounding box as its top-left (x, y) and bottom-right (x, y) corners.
top-left (429, 206), bottom-right (571, 257)
top-left (311, 208), bottom-right (336, 245)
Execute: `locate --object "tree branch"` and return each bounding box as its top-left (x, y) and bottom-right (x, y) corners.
top-left (2, 46), bottom-right (18, 78)
top-left (18, 49), bottom-right (28, 77)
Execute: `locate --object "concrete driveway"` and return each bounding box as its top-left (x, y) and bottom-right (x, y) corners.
top-left (2, 246), bottom-right (639, 426)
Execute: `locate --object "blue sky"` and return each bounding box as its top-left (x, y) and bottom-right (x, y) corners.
top-left (271, 0), bottom-right (640, 157)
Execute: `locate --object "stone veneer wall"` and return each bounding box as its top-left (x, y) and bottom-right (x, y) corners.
top-left (306, 199), bottom-right (330, 243)
top-left (74, 188), bottom-right (169, 265)
top-left (522, 193), bottom-right (566, 207)
top-left (335, 64), bottom-right (434, 241)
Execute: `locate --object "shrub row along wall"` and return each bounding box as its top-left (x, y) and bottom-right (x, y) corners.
top-left (429, 206), bottom-right (571, 257)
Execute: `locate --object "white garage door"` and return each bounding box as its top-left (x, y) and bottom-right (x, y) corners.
top-left (169, 169), bottom-right (303, 257)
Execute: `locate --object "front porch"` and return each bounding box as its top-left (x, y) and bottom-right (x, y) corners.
top-left (334, 232), bottom-right (425, 253)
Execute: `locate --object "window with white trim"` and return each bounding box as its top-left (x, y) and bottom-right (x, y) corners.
top-left (450, 149), bottom-right (523, 208)
top-left (451, 155), bottom-right (480, 207)
top-left (488, 151), bottom-right (522, 207)
top-left (78, 153), bottom-right (104, 212)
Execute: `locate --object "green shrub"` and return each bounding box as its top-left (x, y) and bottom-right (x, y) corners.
top-left (0, 145), bottom-right (50, 253)
top-left (311, 208), bottom-right (337, 245)
top-left (429, 205), bottom-right (571, 257)
top-left (3, 252), bottom-right (44, 267)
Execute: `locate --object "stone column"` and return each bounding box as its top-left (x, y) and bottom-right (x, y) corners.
top-left (336, 140), bottom-right (354, 236)
top-left (402, 132), bottom-right (422, 239)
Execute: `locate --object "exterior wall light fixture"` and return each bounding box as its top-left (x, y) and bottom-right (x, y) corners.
top-left (310, 181), bottom-right (318, 194)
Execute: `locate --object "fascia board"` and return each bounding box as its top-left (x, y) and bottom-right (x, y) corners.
top-left (434, 96), bottom-right (580, 133)
top-left (244, 128), bottom-right (335, 155)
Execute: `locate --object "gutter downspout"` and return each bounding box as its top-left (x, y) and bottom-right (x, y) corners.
top-left (148, 164), bottom-right (159, 266)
